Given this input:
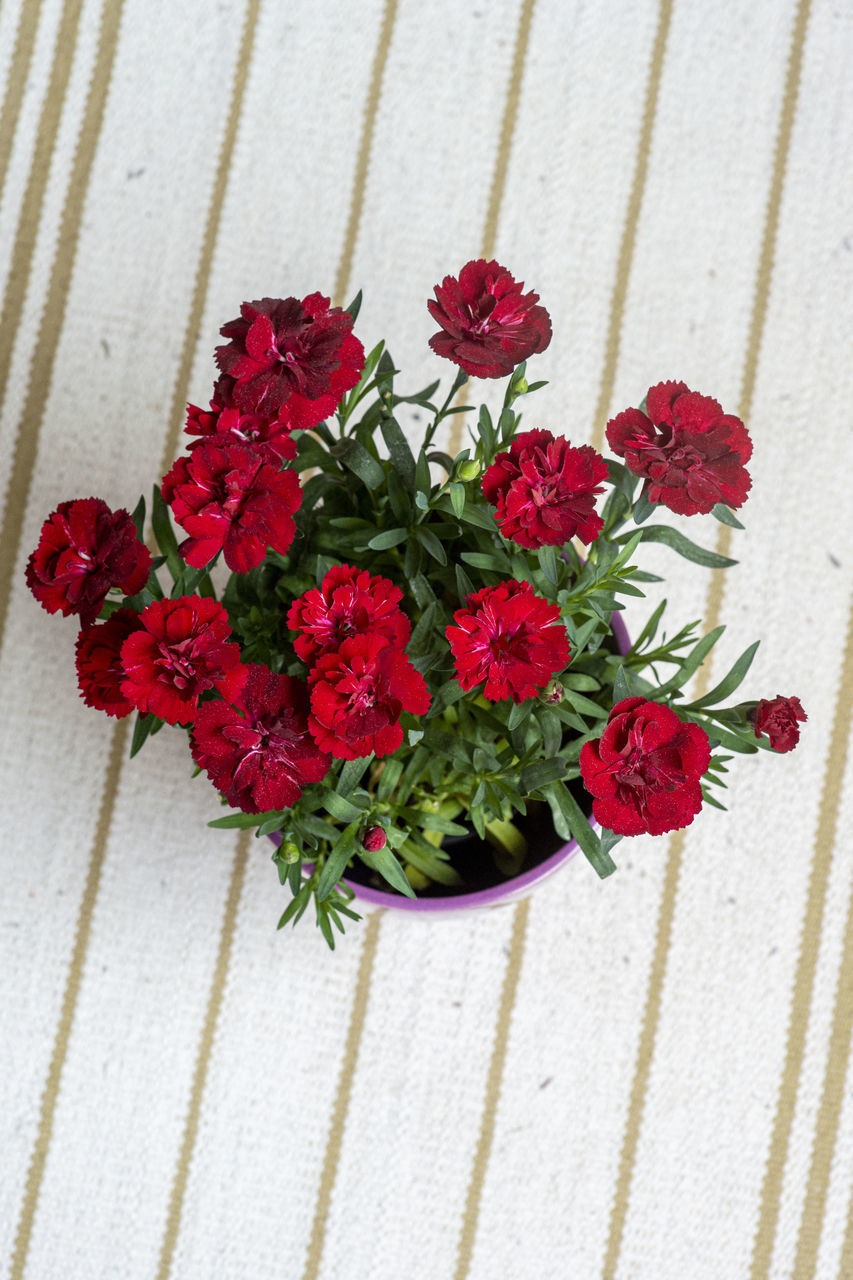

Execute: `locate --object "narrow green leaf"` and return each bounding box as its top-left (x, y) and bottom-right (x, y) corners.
top-left (711, 502), bottom-right (745, 529)
top-left (632, 489), bottom-right (656, 524)
top-left (415, 447), bottom-right (431, 496)
top-left (545, 782), bottom-right (616, 878)
top-left (151, 485), bottom-right (183, 581)
top-left (651, 625), bottom-right (726, 698)
top-left (359, 843), bottom-right (416, 897)
top-left (449, 483), bottom-right (465, 518)
top-left (321, 791), bottom-right (364, 823)
top-left (416, 526), bottom-right (447, 565)
top-left (520, 757), bottom-right (567, 793)
top-left (337, 757), bottom-right (371, 796)
top-left (683, 640), bottom-right (760, 710)
top-left (129, 711), bottom-right (164, 759)
top-left (344, 288), bottom-right (362, 322)
top-left (208, 808), bottom-right (279, 830)
top-left (624, 524), bottom-right (737, 569)
top-left (367, 527), bottom-right (408, 550)
top-left (380, 415), bottom-right (416, 486)
top-left (315, 821), bottom-right (360, 900)
top-left (330, 438), bottom-right (385, 488)
top-left (130, 494), bottom-right (145, 540)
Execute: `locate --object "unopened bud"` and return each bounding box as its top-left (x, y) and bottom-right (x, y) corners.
top-left (457, 459), bottom-right (481, 482)
top-left (542, 681), bottom-right (564, 705)
top-left (361, 825), bottom-right (387, 852)
top-left (281, 840), bottom-right (300, 864)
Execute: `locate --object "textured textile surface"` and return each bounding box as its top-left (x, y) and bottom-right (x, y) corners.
top-left (2, 1), bottom-right (852, 1277)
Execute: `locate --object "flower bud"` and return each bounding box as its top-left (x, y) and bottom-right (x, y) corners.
top-left (542, 681), bottom-right (564, 705)
top-left (281, 840), bottom-right (301, 864)
top-left (361, 825), bottom-right (387, 852)
top-left (457, 459), bottom-right (481, 482)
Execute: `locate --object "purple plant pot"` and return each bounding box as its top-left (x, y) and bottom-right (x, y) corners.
top-left (281, 609), bottom-right (631, 914)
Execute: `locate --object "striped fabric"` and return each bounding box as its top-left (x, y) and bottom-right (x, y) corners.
top-left (2, 1), bottom-right (852, 1277)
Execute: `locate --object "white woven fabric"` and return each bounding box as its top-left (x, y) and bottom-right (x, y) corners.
top-left (2, 1), bottom-right (852, 1277)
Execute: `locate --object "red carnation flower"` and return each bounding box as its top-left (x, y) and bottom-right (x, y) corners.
top-left (752, 694), bottom-right (807, 753)
top-left (191, 664), bottom-right (331, 813)
top-left (287, 563), bottom-right (411, 664)
top-left (579, 697), bottom-right (711, 837)
top-left (308, 633), bottom-right (430, 760)
top-left (214, 293), bottom-right (364, 425)
top-left (446, 579), bottom-right (570, 703)
top-left (606, 381), bottom-right (752, 517)
top-left (120, 595), bottom-right (246, 725)
top-left (185, 375), bottom-right (297, 463)
top-left (428, 259), bottom-right (552, 379)
top-left (482, 429), bottom-right (608, 548)
top-left (75, 608), bottom-right (142, 718)
top-left (161, 437), bottom-right (302, 574)
top-left (26, 497), bottom-right (151, 627)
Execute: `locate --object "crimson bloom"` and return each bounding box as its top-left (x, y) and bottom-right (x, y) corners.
top-left (185, 375), bottom-right (297, 463)
top-left (120, 595), bottom-right (246, 725)
top-left (447, 580), bottom-right (570, 703)
top-left (287, 564), bottom-right (411, 664)
top-left (428, 259), bottom-right (551, 379)
top-left (75, 608), bottom-right (142, 718)
top-left (482, 430), bottom-right (608, 548)
top-left (214, 293), bottom-right (364, 426)
top-left (26, 498), bottom-right (151, 627)
top-left (752, 694), bottom-right (807, 752)
top-left (308, 633), bottom-right (430, 759)
top-left (579, 697), bottom-right (711, 837)
top-left (191, 664), bottom-right (331, 813)
top-left (606, 381), bottom-right (752, 516)
top-left (161, 437), bottom-right (302, 573)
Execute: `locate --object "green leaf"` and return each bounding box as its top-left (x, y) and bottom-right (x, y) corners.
top-left (630, 598), bottom-right (667, 652)
top-left (367, 527), bottom-right (408, 550)
top-left (611, 663), bottom-right (638, 703)
top-left (400, 837), bottom-right (464, 887)
top-left (623, 524), bottom-right (737, 569)
top-left (130, 494), bottom-right (146, 540)
top-left (409, 572), bottom-right (436, 609)
top-left (538, 543), bottom-right (559, 585)
top-left (599, 827), bottom-right (624, 860)
top-left (683, 640), bottom-right (760, 710)
top-left (651, 625), bottom-right (726, 698)
top-left (315, 821), bottom-right (360, 901)
top-left (337, 757), bottom-right (371, 796)
top-left (415, 448), bottom-right (431, 497)
top-left (507, 699), bottom-right (531, 731)
top-left (461, 551), bottom-right (509, 573)
top-left (455, 563), bottom-right (475, 600)
top-left (359, 843), bottom-right (416, 897)
top-left (380, 415), bottom-right (416, 486)
top-left (330, 438), bottom-right (385, 488)
top-left (208, 808), bottom-right (279, 830)
top-left (563, 690), bottom-right (609, 719)
top-left (321, 791), bottom-right (365, 823)
top-left (344, 288), bottom-right (362, 322)
top-left (520, 757), bottom-right (567, 793)
top-left (538, 707), bottom-right (563, 756)
top-left (130, 711), bottom-right (163, 759)
top-left (711, 502), bottom-right (745, 529)
top-left (449, 483), bottom-right (465, 518)
top-left (151, 485), bottom-right (183, 581)
top-left (416, 526), bottom-right (447, 565)
top-left (277, 882), bottom-right (313, 929)
top-left (545, 782), bottom-right (616, 878)
top-left (632, 489), bottom-right (656, 524)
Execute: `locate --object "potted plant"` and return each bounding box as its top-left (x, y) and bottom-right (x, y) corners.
top-left (26, 260), bottom-right (806, 947)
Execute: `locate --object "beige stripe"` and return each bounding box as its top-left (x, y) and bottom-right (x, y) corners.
top-left (332, 0), bottom-right (398, 310)
top-left (590, 0), bottom-right (673, 454)
top-left (601, 5), bottom-right (812, 1278)
top-left (0, 0), bottom-right (42, 205)
top-left (840, 1168), bottom-right (853, 1280)
top-left (9, 717), bottom-right (129, 1279)
top-left (453, 899), bottom-right (531, 1277)
top-left (300, 910), bottom-right (383, 1280)
top-left (159, 0), bottom-right (263, 479)
top-left (155, 832), bottom-right (252, 1279)
top-left (0, 0), bottom-right (87, 656)
top-left (787, 596), bottom-right (853, 1279)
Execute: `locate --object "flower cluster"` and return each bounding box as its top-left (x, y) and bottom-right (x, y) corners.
top-left (26, 260), bottom-right (805, 943)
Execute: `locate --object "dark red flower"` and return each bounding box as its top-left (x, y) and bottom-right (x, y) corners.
top-left (120, 595), bottom-right (246, 725)
top-left (185, 375), bottom-right (297, 463)
top-left (214, 293), bottom-right (364, 424)
top-left (606, 381), bottom-right (753, 516)
top-left (446, 580), bottom-right (570, 703)
top-left (75, 608), bottom-right (142, 718)
top-left (579, 697), bottom-right (711, 837)
top-left (161, 437), bottom-right (302, 574)
top-left (482, 429), bottom-right (608, 548)
top-left (287, 564), bottom-right (411, 664)
top-left (26, 498), bottom-right (151, 627)
top-left (308, 633), bottom-right (430, 760)
top-left (190, 664), bottom-right (331, 813)
top-left (752, 694), bottom-right (807, 753)
top-left (428, 260), bottom-right (552, 379)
